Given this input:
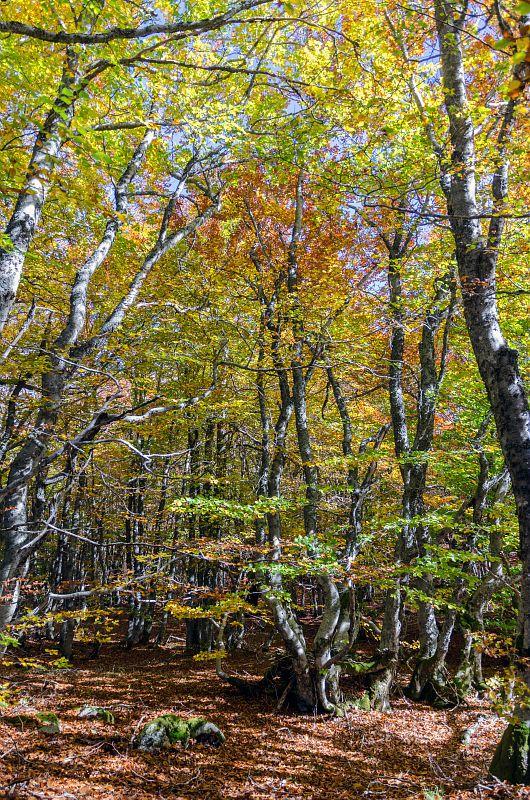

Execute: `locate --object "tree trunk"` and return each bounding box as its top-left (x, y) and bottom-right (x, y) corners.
top-left (434, 2), bottom-right (530, 780)
top-left (407, 611), bottom-right (458, 708)
top-left (0, 50), bottom-right (81, 331)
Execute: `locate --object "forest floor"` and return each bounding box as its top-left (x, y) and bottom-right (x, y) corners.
top-left (1, 641), bottom-right (529, 800)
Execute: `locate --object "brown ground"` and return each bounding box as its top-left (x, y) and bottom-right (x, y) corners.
top-left (1, 644), bottom-right (529, 800)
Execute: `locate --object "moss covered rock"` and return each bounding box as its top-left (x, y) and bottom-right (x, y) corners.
top-left (78, 706), bottom-right (115, 724)
top-left (334, 694), bottom-right (372, 717)
top-left (2, 711), bottom-right (60, 735)
top-left (135, 714), bottom-right (225, 751)
top-left (490, 721), bottom-right (530, 784)
top-left (354, 692), bottom-right (371, 712)
top-left (36, 712), bottom-right (60, 735)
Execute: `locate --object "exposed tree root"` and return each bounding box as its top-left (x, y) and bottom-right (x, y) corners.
top-left (406, 659), bottom-right (462, 709)
top-left (217, 655), bottom-right (338, 714)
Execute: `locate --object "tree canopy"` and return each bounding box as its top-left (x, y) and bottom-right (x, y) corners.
top-left (0, 0), bottom-right (529, 796)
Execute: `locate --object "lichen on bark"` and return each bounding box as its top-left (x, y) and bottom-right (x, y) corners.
top-left (490, 722), bottom-right (530, 784)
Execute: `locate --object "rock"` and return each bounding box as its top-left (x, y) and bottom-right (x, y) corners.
top-left (135, 714), bottom-right (225, 751)
top-left (334, 694), bottom-right (371, 716)
top-left (188, 718), bottom-right (226, 746)
top-left (77, 706), bottom-right (115, 724)
top-left (36, 712), bottom-right (60, 735)
top-left (2, 711), bottom-right (61, 734)
top-left (354, 692), bottom-right (371, 712)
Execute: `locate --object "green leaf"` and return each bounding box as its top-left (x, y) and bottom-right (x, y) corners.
top-left (493, 37), bottom-right (514, 50)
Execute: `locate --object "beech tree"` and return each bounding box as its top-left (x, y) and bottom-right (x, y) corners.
top-left (432, 0), bottom-right (530, 777)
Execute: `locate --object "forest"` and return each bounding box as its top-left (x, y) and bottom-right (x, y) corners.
top-left (0, 0), bottom-right (528, 798)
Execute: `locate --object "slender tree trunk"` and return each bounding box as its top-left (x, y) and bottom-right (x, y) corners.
top-left (370, 240), bottom-right (454, 708)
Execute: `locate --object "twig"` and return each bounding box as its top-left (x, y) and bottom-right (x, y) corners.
top-left (167, 769), bottom-right (201, 789)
